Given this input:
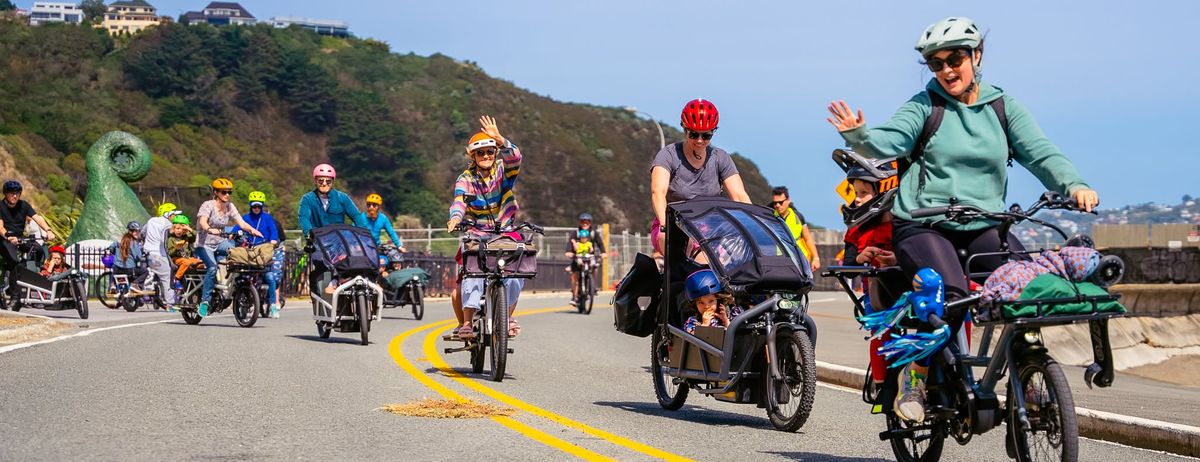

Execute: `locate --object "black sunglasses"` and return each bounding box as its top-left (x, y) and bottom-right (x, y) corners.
top-left (216, 189), bottom-right (232, 195)
top-left (315, 178), bottom-right (333, 185)
top-left (686, 130), bottom-right (714, 140)
top-left (769, 200), bottom-right (786, 207)
top-left (473, 148), bottom-right (498, 157)
top-left (925, 48), bottom-right (972, 73)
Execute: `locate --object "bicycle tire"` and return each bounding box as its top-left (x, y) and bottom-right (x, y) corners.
top-left (651, 325), bottom-right (688, 410)
top-left (1008, 353), bottom-right (1078, 462)
top-left (232, 283), bottom-right (259, 328)
top-left (71, 279), bottom-right (89, 319)
top-left (887, 413), bottom-right (945, 462)
top-left (412, 285), bottom-right (424, 320)
top-left (95, 271), bottom-right (116, 309)
top-left (357, 291), bottom-right (370, 345)
top-left (584, 272), bottom-right (594, 315)
top-left (765, 329), bottom-right (816, 432)
top-left (488, 281), bottom-right (508, 382)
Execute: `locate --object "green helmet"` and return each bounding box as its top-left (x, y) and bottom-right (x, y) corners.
top-left (171, 214), bottom-right (190, 225)
top-left (157, 202), bottom-right (177, 217)
top-left (248, 191), bottom-right (267, 205)
top-left (915, 17), bottom-right (982, 57)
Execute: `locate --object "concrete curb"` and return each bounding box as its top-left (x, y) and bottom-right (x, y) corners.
top-left (814, 361), bottom-right (1200, 457)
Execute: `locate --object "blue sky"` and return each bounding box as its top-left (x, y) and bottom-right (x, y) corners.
top-left (39, 0), bottom-right (1196, 228)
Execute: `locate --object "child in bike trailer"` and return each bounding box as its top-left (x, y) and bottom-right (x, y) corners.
top-left (40, 245), bottom-right (71, 281)
top-left (836, 149), bottom-right (904, 397)
top-left (682, 270), bottom-right (743, 334)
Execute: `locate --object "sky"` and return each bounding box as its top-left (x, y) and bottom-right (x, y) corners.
top-left (32, 0), bottom-right (1198, 229)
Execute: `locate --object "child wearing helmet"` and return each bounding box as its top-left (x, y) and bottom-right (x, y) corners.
top-left (107, 221), bottom-right (148, 293)
top-left (40, 245), bottom-right (72, 281)
top-left (167, 214), bottom-right (201, 283)
top-left (682, 270), bottom-right (742, 334)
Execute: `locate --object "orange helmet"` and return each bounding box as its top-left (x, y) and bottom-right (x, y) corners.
top-left (210, 178), bottom-right (233, 190)
top-left (466, 132), bottom-right (498, 153)
top-left (366, 193), bottom-right (383, 205)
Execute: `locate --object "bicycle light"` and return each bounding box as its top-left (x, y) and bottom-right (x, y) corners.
top-left (497, 258), bottom-right (506, 267)
top-left (1024, 331), bottom-right (1042, 344)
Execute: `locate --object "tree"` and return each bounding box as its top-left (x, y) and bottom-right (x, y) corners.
top-left (80, 0), bottom-right (107, 22)
top-left (0, 1), bottom-right (15, 11)
top-left (279, 50), bottom-right (336, 132)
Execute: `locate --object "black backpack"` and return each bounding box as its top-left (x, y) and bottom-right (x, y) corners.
top-left (898, 91), bottom-right (1013, 190)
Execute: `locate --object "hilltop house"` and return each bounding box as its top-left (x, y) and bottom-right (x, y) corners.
top-left (182, 2), bottom-right (255, 26)
top-left (269, 16), bottom-right (350, 37)
top-left (99, 0), bottom-right (169, 36)
top-left (29, 2), bottom-right (84, 25)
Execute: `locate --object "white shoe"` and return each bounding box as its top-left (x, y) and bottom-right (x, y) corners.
top-left (895, 366), bottom-right (927, 423)
top-left (269, 303), bottom-right (280, 318)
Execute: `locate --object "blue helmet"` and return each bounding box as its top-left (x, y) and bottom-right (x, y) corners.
top-left (2, 180), bottom-right (21, 194)
top-left (684, 269), bottom-right (722, 301)
top-left (576, 229), bottom-right (591, 239)
top-left (579, 212), bottom-right (593, 222)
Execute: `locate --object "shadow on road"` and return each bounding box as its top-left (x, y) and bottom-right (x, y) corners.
top-left (592, 400), bottom-right (770, 429)
top-left (285, 334), bottom-right (366, 346)
top-left (423, 366), bottom-right (520, 382)
top-left (758, 452), bottom-right (891, 462)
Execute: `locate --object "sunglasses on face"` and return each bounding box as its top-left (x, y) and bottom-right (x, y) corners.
top-left (315, 178), bottom-right (333, 185)
top-left (925, 49), bottom-right (972, 73)
top-left (770, 200), bottom-right (786, 207)
top-left (473, 149), bottom-right (498, 157)
top-left (686, 130), bottom-right (714, 140)
top-left (216, 189), bottom-right (232, 195)
top-left (367, 203), bottom-right (380, 208)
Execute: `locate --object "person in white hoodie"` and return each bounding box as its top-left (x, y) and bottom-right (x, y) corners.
top-left (143, 203), bottom-right (180, 309)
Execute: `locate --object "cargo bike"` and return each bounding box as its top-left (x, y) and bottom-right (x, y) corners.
top-left (613, 197), bottom-right (820, 432)
top-left (822, 192), bottom-right (1126, 462)
top-left (307, 225), bottom-right (384, 345)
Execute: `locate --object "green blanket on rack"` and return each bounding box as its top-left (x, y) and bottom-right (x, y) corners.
top-left (1002, 274), bottom-right (1126, 320)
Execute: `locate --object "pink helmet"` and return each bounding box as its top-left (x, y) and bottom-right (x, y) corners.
top-left (312, 163), bottom-right (336, 179)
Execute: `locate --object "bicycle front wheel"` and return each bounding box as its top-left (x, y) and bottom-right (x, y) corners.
top-left (1008, 353), bottom-right (1078, 462)
top-left (232, 283), bottom-right (260, 328)
top-left (94, 272), bottom-right (116, 309)
top-left (488, 281), bottom-right (508, 382)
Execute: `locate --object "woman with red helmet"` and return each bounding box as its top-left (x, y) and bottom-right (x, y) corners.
top-left (649, 99), bottom-right (752, 256)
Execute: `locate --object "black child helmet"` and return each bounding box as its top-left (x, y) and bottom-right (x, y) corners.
top-left (833, 149), bottom-right (899, 228)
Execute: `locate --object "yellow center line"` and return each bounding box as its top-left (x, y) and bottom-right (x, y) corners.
top-left (421, 307), bottom-right (693, 462)
top-left (387, 317), bottom-right (612, 461)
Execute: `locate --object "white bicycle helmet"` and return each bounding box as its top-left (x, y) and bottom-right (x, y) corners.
top-left (915, 17), bottom-right (982, 56)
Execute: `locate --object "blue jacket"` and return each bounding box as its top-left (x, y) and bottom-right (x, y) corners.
top-left (108, 241), bottom-right (145, 269)
top-left (243, 211), bottom-right (280, 246)
top-left (365, 214), bottom-right (402, 247)
top-left (298, 189), bottom-right (367, 235)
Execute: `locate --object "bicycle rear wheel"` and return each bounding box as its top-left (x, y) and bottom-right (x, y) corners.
top-left (488, 281), bottom-right (508, 382)
top-left (1008, 353), bottom-right (1078, 462)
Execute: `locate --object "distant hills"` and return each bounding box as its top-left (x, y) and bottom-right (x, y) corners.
top-left (1015, 195), bottom-right (1199, 247)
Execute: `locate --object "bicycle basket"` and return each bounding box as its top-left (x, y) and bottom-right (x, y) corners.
top-left (462, 234), bottom-right (538, 276)
top-left (311, 225), bottom-right (379, 276)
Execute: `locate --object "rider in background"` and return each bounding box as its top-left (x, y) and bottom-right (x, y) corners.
top-left (826, 16), bottom-right (1100, 423)
top-left (364, 193), bottom-right (406, 251)
top-left (195, 178), bottom-right (263, 318)
top-left (143, 203), bottom-right (180, 310)
top-left (565, 228), bottom-right (596, 306)
top-left (1, 180), bottom-right (56, 277)
top-left (650, 99), bottom-right (752, 259)
top-left (244, 191), bottom-right (282, 318)
top-left (108, 221), bottom-right (148, 293)
top-left (565, 212), bottom-right (605, 303)
top-left (770, 186), bottom-right (821, 271)
top-left (298, 163), bottom-right (368, 299)
top-left (446, 115), bottom-right (525, 339)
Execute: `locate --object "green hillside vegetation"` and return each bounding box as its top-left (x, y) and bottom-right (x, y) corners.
top-left (0, 16), bottom-right (772, 231)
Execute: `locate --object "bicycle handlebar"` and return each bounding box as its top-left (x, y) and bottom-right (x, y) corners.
top-left (910, 206), bottom-right (951, 219)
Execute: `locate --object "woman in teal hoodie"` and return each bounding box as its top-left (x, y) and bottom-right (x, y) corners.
top-left (826, 16), bottom-right (1100, 423)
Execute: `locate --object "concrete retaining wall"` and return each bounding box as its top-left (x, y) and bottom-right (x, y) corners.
top-left (1112, 284), bottom-right (1200, 316)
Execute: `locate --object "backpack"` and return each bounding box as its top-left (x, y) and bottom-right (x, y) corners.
top-left (898, 91), bottom-right (1013, 191)
top-left (226, 243), bottom-right (275, 267)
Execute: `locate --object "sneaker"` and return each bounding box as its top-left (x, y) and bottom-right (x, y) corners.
top-left (568, 299), bottom-right (577, 306)
top-left (269, 303), bottom-right (280, 319)
top-left (198, 301), bottom-right (209, 318)
top-left (172, 281), bottom-right (183, 290)
top-left (895, 366), bottom-right (927, 423)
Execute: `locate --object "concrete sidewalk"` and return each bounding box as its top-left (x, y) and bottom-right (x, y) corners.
top-left (807, 291), bottom-right (1200, 456)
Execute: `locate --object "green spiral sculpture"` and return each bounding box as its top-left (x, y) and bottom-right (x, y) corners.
top-left (67, 131), bottom-right (153, 245)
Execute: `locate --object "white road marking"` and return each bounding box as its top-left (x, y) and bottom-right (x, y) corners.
top-left (0, 314), bottom-right (229, 355)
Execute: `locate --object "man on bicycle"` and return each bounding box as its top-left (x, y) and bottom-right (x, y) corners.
top-left (1, 180), bottom-right (56, 299)
top-left (143, 203), bottom-right (181, 309)
top-left (446, 116), bottom-right (525, 340)
top-left (298, 164), bottom-right (368, 298)
top-left (244, 191), bottom-right (283, 318)
top-left (565, 212), bottom-right (605, 306)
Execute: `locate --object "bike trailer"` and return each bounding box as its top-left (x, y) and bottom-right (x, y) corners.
top-left (386, 267), bottom-right (429, 288)
top-left (311, 225), bottom-right (379, 278)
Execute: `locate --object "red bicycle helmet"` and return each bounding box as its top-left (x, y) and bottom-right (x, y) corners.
top-left (680, 99), bottom-right (719, 132)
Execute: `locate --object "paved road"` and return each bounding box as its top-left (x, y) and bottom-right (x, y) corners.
top-left (0, 294), bottom-right (1190, 461)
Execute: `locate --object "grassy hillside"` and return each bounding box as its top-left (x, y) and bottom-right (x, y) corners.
top-left (0, 16), bottom-right (772, 230)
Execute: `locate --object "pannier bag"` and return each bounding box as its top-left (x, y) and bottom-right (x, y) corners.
top-left (461, 235), bottom-right (538, 275)
top-left (226, 243), bottom-right (275, 267)
top-left (612, 253), bottom-right (662, 337)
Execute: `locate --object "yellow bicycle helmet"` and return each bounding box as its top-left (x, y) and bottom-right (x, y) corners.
top-left (466, 132), bottom-right (498, 153)
top-left (248, 191), bottom-right (267, 206)
top-left (156, 202), bottom-right (177, 217)
top-left (366, 193), bottom-right (383, 205)
top-left (211, 178), bottom-right (234, 190)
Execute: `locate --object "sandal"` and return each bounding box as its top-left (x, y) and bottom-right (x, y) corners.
top-left (508, 319), bottom-right (521, 338)
top-left (455, 323), bottom-right (475, 339)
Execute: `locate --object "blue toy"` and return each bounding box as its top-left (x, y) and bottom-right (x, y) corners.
top-left (856, 268), bottom-right (952, 368)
